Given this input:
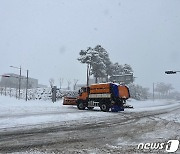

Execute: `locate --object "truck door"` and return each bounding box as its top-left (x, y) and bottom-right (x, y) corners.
top-left (78, 87), bottom-right (89, 100)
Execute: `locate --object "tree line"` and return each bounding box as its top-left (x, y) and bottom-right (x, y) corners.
top-left (155, 82), bottom-right (174, 96)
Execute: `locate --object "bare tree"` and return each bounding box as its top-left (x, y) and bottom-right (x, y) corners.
top-left (67, 80), bottom-right (71, 90)
top-left (59, 78), bottom-right (63, 89)
top-left (73, 79), bottom-right (79, 90)
top-left (49, 78), bottom-right (55, 88)
top-left (155, 82), bottom-right (174, 97)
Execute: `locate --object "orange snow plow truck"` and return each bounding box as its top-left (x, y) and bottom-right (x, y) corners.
top-left (63, 83), bottom-right (130, 112)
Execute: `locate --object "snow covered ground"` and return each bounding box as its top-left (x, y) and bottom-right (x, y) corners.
top-left (0, 96), bottom-right (110, 130)
top-left (0, 96), bottom-right (179, 130)
top-left (127, 99), bottom-right (180, 124)
top-left (0, 95), bottom-right (180, 153)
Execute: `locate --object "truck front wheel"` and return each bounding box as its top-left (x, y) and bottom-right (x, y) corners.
top-left (77, 101), bottom-right (85, 110)
top-left (100, 103), bottom-right (110, 112)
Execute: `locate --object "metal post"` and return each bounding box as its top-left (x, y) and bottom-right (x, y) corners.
top-left (26, 70), bottom-right (29, 101)
top-left (16, 87), bottom-right (18, 99)
top-left (52, 86), bottom-right (57, 103)
top-left (10, 88), bottom-right (12, 97)
top-left (5, 85), bottom-right (6, 96)
top-left (19, 66), bottom-right (21, 99)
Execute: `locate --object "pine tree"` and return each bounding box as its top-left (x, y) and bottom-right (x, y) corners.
top-left (78, 45), bottom-right (111, 83)
top-left (78, 45), bottom-right (133, 83)
top-left (94, 45), bottom-right (113, 81)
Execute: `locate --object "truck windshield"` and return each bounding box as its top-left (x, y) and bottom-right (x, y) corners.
top-left (78, 87), bottom-right (86, 95)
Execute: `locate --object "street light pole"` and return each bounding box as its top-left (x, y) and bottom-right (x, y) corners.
top-left (26, 70), bottom-right (29, 101)
top-left (19, 66), bottom-right (21, 99)
top-left (10, 65), bottom-right (22, 100)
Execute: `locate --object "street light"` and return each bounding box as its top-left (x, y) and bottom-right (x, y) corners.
top-left (10, 66), bottom-right (29, 101)
top-left (153, 82), bottom-right (160, 101)
top-left (165, 70), bottom-right (180, 74)
top-left (26, 70), bottom-right (29, 101)
top-left (1, 75), bottom-right (11, 78)
top-left (10, 66), bottom-right (21, 99)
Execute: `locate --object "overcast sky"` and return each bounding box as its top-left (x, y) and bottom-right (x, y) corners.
top-left (0, 0), bottom-right (180, 91)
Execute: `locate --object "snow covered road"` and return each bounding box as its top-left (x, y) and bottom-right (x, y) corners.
top-left (0, 96), bottom-right (180, 153)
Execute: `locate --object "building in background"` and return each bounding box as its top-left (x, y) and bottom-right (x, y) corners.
top-left (0, 73), bottom-right (38, 89)
top-left (37, 84), bottom-right (48, 88)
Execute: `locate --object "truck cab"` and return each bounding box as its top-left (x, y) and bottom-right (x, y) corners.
top-left (78, 87), bottom-right (89, 100)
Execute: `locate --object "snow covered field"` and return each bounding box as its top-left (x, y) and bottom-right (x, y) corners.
top-left (0, 95), bottom-right (180, 153)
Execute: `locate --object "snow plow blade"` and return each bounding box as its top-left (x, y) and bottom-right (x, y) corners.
top-left (63, 97), bottom-right (77, 105)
